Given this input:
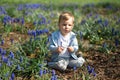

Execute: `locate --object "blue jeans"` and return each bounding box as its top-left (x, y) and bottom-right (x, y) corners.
top-left (47, 56), bottom-right (85, 71)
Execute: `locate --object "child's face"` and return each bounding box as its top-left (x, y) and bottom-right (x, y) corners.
top-left (59, 17), bottom-right (74, 36)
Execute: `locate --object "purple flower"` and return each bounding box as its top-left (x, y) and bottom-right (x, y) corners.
top-left (93, 72), bottom-right (97, 76)
top-left (28, 30), bottom-right (31, 35)
top-left (21, 17), bottom-right (24, 25)
top-left (9, 51), bottom-right (14, 59)
top-left (90, 68), bottom-right (94, 74)
top-left (0, 63), bottom-right (2, 67)
top-left (1, 39), bottom-right (4, 46)
top-left (7, 61), bottom-right (13, 66)
top-left (33, 21), bottom-right (37, 25)
top-left (39, 69), bottom-right (43, 76)
top-left (87, 66), bottom-right (94, 74)
top-left (2, 50), bottom-right (6, 55)
top-left (94, 14), bottom-right (99, 19)
top-left (17, 4), bottom-right (23, 11)
top-left (17, 64), bottom-right (21, 70)
top-left (87, 65), bottom-right (96, 77)
top-left (103, 20), bottom-right (109, 27)
top-left (43, 69), bottom-right (47, 74)
top-left (73, 66), bottom-right (77, 71)
top-left (20, 56), bottom-right (23, 63)
top-left (13, 18), bottom-right (20, 23)
top-left (96, 19), bottom-right (102, 24)
top-left (51, 70), bottom-right (56, 76)
top-left (11, 73), bottom-right (15, 80)
top-left (2, 56), bottom-right (8, 63)
top-left (51, 75), bottom-right (57, 80)
top-left (43, 29), bottom-right (49, 33)
top-left (115, 39), bottom-right (119, 47)
top-left (32, 30), bottom-right (36, 38)
top-left (0, 48), bottom-right (3, 54)
top-left (87, 12), bottom-right (93, 18)
top-left (87, 66), bottom-right (91, 73)
top-left (0, 6), bottom-right (7, 15)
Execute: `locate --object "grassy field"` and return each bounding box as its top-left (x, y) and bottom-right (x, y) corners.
top-left (0, 0), bottom-right (120, 5)
top-left (0, 0), bottom-right (120, 80)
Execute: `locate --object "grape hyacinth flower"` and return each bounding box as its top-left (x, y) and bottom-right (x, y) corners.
top-left (7, 61), bottom-right (12, 67)
top-left (51, 70), bottom-right (56, 76)
top-left (32, 30), bottom-right (36, 38)
top-left (51, 69), bottom-right (58, 80)
top-left (115, 39), bottom-right (119, 47)
top-left (33, 21), bottom-right (37, 25)
top-left (39, 69), bottom-right (43, 76)
top-left (51, 75), bottom-right (57, 80)
top-left (73, 66), bottom-right (77, 71)
top-left (87, 65), bottom-right (96, 77)
top-left (10, 73), bottom-right (15, 80)
top-left (0, 48), bottom-right (3, 55)
top-left (28, 30), bottom-right (32, 36)
top-left (17, 64), bottom-right (21, 70)
top-left (2, 50), bottom-right (6, 55)
top-left (2, 56), bottom-right (8, 63)
top-left (0, 63), bottom-right (2, 67)
top-left (21, 17), bottom-right (24, 25)
top-left (9, 51), bottom-right (14, 59)
top-left (17, 4), bottom-right (23, 11)
top-left (43, 69), bottom-right (47, 74)
top-left (20, 56), bottom-right (23, 63)
top-left (1, 39), bottom-right (4, 46)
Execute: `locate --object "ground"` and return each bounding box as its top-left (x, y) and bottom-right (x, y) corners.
top-left (1, 32), bottom-right (120, 80)
top-left (55, 50), bottom-right (120, 80)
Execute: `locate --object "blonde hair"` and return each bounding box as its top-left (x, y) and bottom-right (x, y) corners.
top-left (58, 12), bottom-right (74, 25)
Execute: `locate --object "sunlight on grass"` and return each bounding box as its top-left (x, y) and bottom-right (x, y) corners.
top-left (0, 0), bottom-right (120, 5)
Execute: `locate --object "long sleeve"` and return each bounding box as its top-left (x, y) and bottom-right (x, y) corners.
top-left (69, 36), bottom-right (78, 53)
top-left (69, 33), bottom-right (79, 59)
top-left (48, 31), bottom-right (59, 52)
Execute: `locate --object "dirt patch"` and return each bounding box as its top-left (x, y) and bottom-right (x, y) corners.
top-left (55, 51), bottom-right (120, 80)
top-left (0, 32), bottom-right (29, 49)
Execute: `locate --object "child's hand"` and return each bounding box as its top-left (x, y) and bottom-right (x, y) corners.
top-left (56, 47), bottom-right (64, 53)
top-left (67, 46), bottom-right (74, 53)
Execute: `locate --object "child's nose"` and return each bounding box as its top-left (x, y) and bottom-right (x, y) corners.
top-left (65, 25), bottom-right (69, 28)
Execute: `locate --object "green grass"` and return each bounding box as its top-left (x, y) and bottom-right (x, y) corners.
top-left (0, 0), bottom-right (120, 5)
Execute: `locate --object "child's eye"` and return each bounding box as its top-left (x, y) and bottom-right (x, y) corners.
top-left (63, 24), bottom-right (67, 26)
top-left (69, 24), bottom-right (72, 26)
top-left (62, 24), bottom-right (72, 26)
